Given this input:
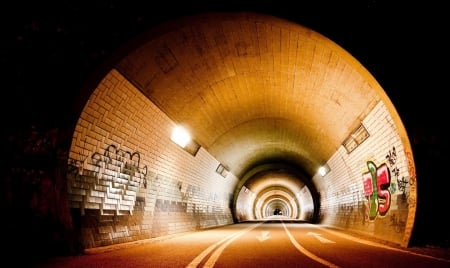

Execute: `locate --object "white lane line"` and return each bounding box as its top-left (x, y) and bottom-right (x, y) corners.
top-left (282, 222), bottom-right (340, 268)
top-left (186, 222), bottom-right (262, 268)
top-left (203, 223), bottom-right (261, 268)
top-left (315, 225), bottom-right (450, 263)
top-left (307, 232), bottom-right (336, 244)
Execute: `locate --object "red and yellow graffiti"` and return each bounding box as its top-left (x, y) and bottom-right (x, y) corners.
top-left (362, 161), bottom-right (391, 221)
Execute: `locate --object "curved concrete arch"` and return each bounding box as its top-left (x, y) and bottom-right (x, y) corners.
top-left (234, 162), bottom-right (319, 222)
top-left (264, 198), bottom-right (291, 218)
top-left (115, 12), bottom-right (396, 177)
top-left (256, 190), bottom-right (297, 219)
top-left (209, 117), bottom-right (317, 179)
top-left (67, 11), bottom-right (416, 249)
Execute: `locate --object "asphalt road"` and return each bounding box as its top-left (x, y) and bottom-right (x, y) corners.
top-left (34, 220), bottom-right (450, 268)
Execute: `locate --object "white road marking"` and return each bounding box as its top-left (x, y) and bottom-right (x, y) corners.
top-left (315, 225), bottom-right (450, 263)
top-left (282, 222), bottom-right (340, 268)
top-left (186, 222), bottom-right (262, 268)
top-left (257, 231), bottom-right (270, 242)
top-left (307, 232), bottom-right (336, 244)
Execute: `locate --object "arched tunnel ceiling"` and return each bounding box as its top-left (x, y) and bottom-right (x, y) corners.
top-left (116, 12), bottom-right (387, 178)
top-left (246, 171), bottom-right (305, 195)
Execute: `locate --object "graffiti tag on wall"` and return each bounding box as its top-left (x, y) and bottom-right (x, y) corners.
top-left (386, 146), bottom-right (413, 202)
top-left (362, 161), bottom-right (391, 221)
top-left (69, 144), bottom-right (148, 188)
top-left (67, 143), bottom-right (149, 213)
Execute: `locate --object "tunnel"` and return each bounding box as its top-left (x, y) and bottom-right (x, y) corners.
top-left (65, 12), bottom-right (416, 250)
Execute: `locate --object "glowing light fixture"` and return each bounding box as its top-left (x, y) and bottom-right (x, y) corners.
top-left (171, 126), bottom-right (191, 148)
top-left (318, 167), bottom-right (327, 176)
top-left (318, 165), bottom-right (330, 177)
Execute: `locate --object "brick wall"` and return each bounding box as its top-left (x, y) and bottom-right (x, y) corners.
top-left (67, 69), bottom-right (238, 249)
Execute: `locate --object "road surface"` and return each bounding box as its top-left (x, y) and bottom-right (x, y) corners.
top-left (35, 220), bottom-right (450, 267)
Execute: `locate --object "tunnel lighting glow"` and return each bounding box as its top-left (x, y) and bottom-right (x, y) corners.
top-left (171, 126), bottom-right (191, 148)
top-left (318, 166), bottom-right (328, 176)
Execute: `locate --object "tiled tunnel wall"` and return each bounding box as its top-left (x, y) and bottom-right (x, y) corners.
top-left (67, 69), bottom-right (238, 249)
top-left (314, 101), bottom-right (417, 246)
top-left (66, 68), bottom-right (415, 249)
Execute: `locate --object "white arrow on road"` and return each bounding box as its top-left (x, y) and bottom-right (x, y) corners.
top-left (307, 232), bottom-right (336, 244)
top-left (257, 231), bottom-right (270, 242)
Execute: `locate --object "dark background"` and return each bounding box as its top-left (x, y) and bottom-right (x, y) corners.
top-left (1, 0), bottom-right (448, 260)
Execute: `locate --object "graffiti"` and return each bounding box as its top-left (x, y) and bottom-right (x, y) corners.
top-left (331, 183), bottom-right (366, 227)
top-left (66, 143), bottom-right (152, 214)
top-left (405, 151), bottom-right (417, 186)
top-left (389, 213), bottom-right (405, 233)
top-left (362, 161), bottom-right (391, 221)
top-left (386, 146), bottom-right (397, 167)
top-left (181, 187), bottom-right (194, 202)
top-left (396, 176), bottom-right (409, 197)
top-left (69, 143), bottom-right (147, 189)
top-left (337, 203), bottom-right (353, 226)
top-left (155, 199), bottom-right (188, 213)
top-left (386, 146), bottom-right (410, 200)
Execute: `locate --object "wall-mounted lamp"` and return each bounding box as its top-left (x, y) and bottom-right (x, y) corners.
top-left (216, 163), bottom-right (229, 178)
top-left (318, 164), bottom-right (330, 177)
top-left (171, 126), bottom-right (191, 148)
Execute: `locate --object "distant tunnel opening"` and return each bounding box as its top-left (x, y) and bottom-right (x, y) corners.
top-left (233, 163), bottom-right (318, 222)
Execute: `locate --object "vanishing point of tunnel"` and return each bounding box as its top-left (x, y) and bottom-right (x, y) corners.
top-left (63, 12), bottom-right (415, 251)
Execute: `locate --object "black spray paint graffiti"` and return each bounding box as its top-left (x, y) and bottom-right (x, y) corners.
top-left (68, 144), bottom-right (147, 189)
top-left (386, 146), bottom-right (410, 200)
top-left (389, 213), bottom-right (405, 233)
top-left (362, 161), bottom-right (391, 221)
top-left (333, 185), bottom-right (366, 227)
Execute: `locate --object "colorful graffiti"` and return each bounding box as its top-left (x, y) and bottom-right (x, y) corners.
top-left (362, 161), bottom-right (391, 221)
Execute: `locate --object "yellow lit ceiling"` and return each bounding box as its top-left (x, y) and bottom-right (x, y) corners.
top-left (116, 12), bottom-right (390, 179)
